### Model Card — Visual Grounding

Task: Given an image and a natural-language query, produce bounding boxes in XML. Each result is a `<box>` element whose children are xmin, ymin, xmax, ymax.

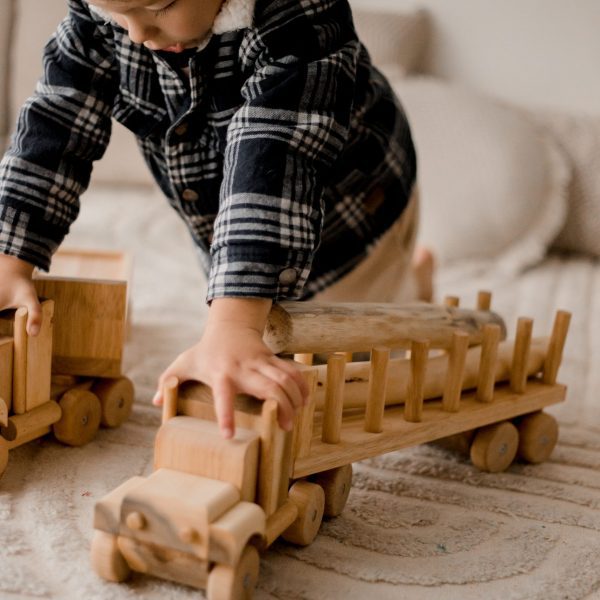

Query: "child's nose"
<box><xmin>125</xmin><ymin>18</ymin><xmax>158</xmax><ymax>45</ymax></box>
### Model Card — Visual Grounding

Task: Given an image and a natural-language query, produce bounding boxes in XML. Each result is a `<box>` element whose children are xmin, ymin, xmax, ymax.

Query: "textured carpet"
<box><xmin>1</xmin><ymin>187</ymin><xmax>599</xmax><ymax>600</ymax></box>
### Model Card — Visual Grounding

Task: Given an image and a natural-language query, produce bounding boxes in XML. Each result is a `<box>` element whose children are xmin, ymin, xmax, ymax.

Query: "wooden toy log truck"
<box><xmin>92</xmin><ymin>294</ymin><xmax>570</xmax><ymax>599</ymax></box>
<box><xmin>0</xmin><ymin>249</ymin><xmax>134</xmax><ymax>478</ymax></box>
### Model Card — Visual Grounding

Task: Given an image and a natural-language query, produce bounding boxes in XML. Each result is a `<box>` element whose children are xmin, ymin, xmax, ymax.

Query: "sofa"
<box><xmin>1</xmin><ymin>1</ymin><xmax>599</xmax><ymax>599</ymax></box>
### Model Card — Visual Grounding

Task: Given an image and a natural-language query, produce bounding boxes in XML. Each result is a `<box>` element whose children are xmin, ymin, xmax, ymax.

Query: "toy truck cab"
<box><xmin>92</xmin><ymin>398</ymin><xmax>270</xmax><ymax>597</ymax></box>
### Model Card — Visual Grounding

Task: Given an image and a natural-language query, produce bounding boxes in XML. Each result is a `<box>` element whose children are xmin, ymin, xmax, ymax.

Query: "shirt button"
<box><xmin>182</xmin><ymin>189</ymin><xmax>199</xmax><ymax>202</ymax></box>
<box><xmin>278</xmin><ymin>268</ymin><xmax>298</xmax><ymax>286</ymax></box>
<box><xmin>174</xmin><ymin>123</ymin><xmax>188</xmax><ymax>136</ymax></box>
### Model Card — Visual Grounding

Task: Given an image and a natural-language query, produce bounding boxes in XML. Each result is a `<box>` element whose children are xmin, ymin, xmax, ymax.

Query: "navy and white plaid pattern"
<box><xmin>0</xmin><ymin>0</ymin><xmax>416</xmax><ymax>301</ymax></box>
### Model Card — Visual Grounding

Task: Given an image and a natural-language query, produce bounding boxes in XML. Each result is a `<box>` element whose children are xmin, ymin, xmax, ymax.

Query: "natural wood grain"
<box><xmin>476</xmin><ymin>324</ymin><xmax>502</xmax><ymax>403</ymax></box>
<box><xmin>0</xmin><ymin>337</ymin><xmax>13</xmax><ymax>414</ymax></box>
<box><xmin>322</xmin><ymin>354</ymin><xmax>346</xmax><ymax>443</ymax></box>
<box><xmin>264</xmin><ymin>301</ymin><xmax>506</xmax><ymax>354</ymax></box>
<box><xmin>364</xmin><ymin>347</ymin><xmax>390</xmax><ymax>433</ymax></box>
<box><xmin>310</xmin><ymin>337</ymin><xmax>549</xmax><ymax>410</ymax></box>
<box><xmin>12</xmin><ymin>307</ymin><xmax>28</xmax><ymax>415</ymax></box>
<box><xmin>442</xmin><ymin>331</ymin><xmax>469</xmax><ymax>412</ymax></box>
<box><xmin>510</xmin><ymin>317</ymin><xmax>533</xmax><ymax>393</ymax></box>
<box><xmin>292</xmin><ymin>382</ymin><xmax>566</xmax><ymax>478</ymax></box>
<box><xmin>33</xmin><ymin>277</ymin><xmax>127</xmax><ymax>378</ymax></box>
<box><xmin>1</xmin><ymin>400</ymin><xmax>61</xmax><ymax>442</ymax></box>
<box><xmin>117</xmin><ymin>536</ymin><xmax>209</xmax><ymax>589</ymax></box>
<box><xmin>542</xmin><ymin>310</ymin><xmax>572</xmax><ymax>385</ymax></box>
<box><xmin>264</xmin><ymin>501</ymin><xmax>299</xmax><ymax>547</ymax></box>
<box><xmin>294</xmin><ymin>370</ymin><xmax>318</xmax><ymax>459</ymax></box>
<box><xmin>477</xmin><ymin>290</ymin><xmax>492</xmax><ymax>311</ymax></box>
<box><xmin>120</xmin><ymin>469</ymin><xmax>240</xmax><ymax>560</ymax></box>
<box><xmin>154</xmin><ymin>416</ymin><xmax>260</xmax><ymax>502</ymax></box>
<box><xmin>24</xmin><ymin>300</ymin><xmax>54</xmax><ymax>412</ymax></box>
<box><xmin>162</xmin><ymin>376</ymin><xmax>179</xmax><ymax>423</ymax></box>
<box><xmin>209</xmin><ymin>501</ymin><xmax>266</xmax><ymax>565</ymax></box>
<box><xmin>404</xmin><ymin>340</ymin><xmax>429</xmax><ymax>423</ymax></box>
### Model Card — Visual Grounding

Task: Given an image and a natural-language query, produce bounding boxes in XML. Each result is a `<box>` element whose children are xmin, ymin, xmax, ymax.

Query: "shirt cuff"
<box><xmin>0</xmin><ymin>205</ymin><xmax>65</xmax><ymax>271</ymax></box>
<box><xmin>206</xmin><ymin>243</ymin><xmax>313</xmax><ymax>302</ymax></box>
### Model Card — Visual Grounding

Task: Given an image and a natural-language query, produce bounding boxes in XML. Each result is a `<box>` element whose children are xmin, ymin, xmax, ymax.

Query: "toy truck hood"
<box><xmin>116</xmin><ymin>469</ymin><xmax>265</xmax><ymax>564</ymax></box>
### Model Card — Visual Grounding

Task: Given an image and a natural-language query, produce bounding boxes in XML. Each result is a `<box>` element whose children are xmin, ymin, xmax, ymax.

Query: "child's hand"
<box><xmin>0</xmin><ymin>254</ymin><xmax>42</xmax><ymax>336</ymax></box>
<box><xmin>154</xmin><ymin>298</ymin><xmax>309</xmax><ymax>438</ymax></box>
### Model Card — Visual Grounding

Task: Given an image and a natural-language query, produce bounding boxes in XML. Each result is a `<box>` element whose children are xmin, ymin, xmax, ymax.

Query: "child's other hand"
<box><xmin>0</xmin><ymin>254</ymin><xmax>42</xmax><ymax>336</ymax></box>
<box><xmin>154</xmin><ymin>298</ymin><xmax>309</xmax><ymax>438</ymax></box>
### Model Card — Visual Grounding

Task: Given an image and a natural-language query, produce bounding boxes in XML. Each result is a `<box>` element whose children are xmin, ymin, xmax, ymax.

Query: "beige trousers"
<box><xmin>314</xmin><ymin>187</ymin><xmax>419</xmax><ymax>303</ymax></box>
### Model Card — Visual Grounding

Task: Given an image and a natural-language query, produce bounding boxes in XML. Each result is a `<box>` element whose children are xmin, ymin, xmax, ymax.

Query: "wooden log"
<box><xmin>510</xmin><ymin>318</ymin><xmax>533</xmax><ymax>393</ymax></box>
<box><xmin>1</xmin><ymin>400</ymin><xmax>62</xmax><ymax>442</ymax></box>
<box><xmin>404</xmin><ymin>340</ymin><xmax>429</xmax><ymax>423</ymax></box>
<box><xmin>476</xmin><ymin>324</ymin><xmax>502</xmax><ymax>403</ymax></box>
<box><xmin>264</xmin><ymin>301</ymin><xmax>506</xmax><ymax>354</ymax></box>
<box><xmin>542</xmin><ymin>311</ymin><xmax>572</xmax><ymax>385</ymax></box>
<box><xmin>322</xmin><ymin>354</ymin><xmax>346</xmax><ymax>444</ymax></box>
<box><xmin>311</xmin><ymin>337</ymin><xmax>549</xmax><ymax>410</ymax></box>
<box><xmin>364</xmin><ymin>347</ymin><xmax>390</xmax><ymax>433</ymax></box>
<box><xmin>442</xmin><ymin>331</ymin><xmax>470</xmax><ymax>412</ymax></box>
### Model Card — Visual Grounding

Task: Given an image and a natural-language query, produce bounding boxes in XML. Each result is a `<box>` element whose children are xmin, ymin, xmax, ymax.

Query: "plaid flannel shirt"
<box><xmin>0</xmin><ymin>0</ymin><xmax>416</xmax><ymax>301</ymax></box>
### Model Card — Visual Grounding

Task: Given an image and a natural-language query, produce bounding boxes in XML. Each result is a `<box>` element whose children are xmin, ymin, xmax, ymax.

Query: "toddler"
<box><xmin>0</xmin><ymin>0</ymin><xmax>431</xmax><ymax>437</ymax></box>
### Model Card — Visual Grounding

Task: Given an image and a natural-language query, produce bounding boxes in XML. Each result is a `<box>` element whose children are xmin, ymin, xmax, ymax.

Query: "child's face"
<box><xmin>86</xmin><ymin>0</ymin><xmax>224</xmax><ymax>52</ymax></box>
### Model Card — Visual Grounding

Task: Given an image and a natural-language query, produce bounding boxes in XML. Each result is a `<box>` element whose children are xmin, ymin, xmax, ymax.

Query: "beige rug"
<box><xmin>1</xmin><ymin>187</ymin><xmax>599</xmax><ymax>599</ymax></box>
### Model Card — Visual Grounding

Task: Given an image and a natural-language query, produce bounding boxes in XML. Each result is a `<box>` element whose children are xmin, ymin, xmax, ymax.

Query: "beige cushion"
<box><xmin>10</xmin><ymin>0</ymin><xmax>151</xmax><ymax>186</ymax></box>
<box><xmin>392</xmin><ymin>77</ymin><xmax>570</xmax><ymax>272</ymax></box>
<box><xmin>352</xmin><ymin>7</ymin><xmax>428</xmax><ymax>81</ymax></box>
<box><xmin>529</xmin><ymin>111</ymin><xmax>600</xmax><ymax>257</ymax></box>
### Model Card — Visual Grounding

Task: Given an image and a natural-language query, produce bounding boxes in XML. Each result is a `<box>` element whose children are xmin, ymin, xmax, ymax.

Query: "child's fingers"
<box><xmin>256</xmin><ymin>362</ymin><xmax>304</xmax><ymax>411</ymax></box>
<box><xmin>272</xmin><ymin>356</ymin><xmax>310</xmax><ymax>401</ymax></box>
<box><xmin>242</xmin><ymin>371</ymin><xmax>295</xmax><ymax>431</ymax></box>
<box><xmin>212</xmin><ymin>377</ymin><xmax>237</xmax><ymax>439</ymax></box>
<box><xmin>24</xmin><ymin>297</ymin><xmax>42</xmax><ymax>337</ymax></box>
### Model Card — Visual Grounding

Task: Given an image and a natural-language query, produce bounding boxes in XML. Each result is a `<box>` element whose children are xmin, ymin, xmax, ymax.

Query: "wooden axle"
<box><xmin>1</xmin><ymin>400</ymin><xmax>62</xmax><ymax>444</ymax></box>
<box><xmin>264</xmin><ymin>301</ymin><xmax>506</xmax><ymax>354</ymax></box>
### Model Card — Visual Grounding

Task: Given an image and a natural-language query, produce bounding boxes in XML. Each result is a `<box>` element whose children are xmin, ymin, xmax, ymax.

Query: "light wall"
<box><xmin>351</xmin><ymin>0</ymin><xmax>600</xmax><ymax>115</ymax></box>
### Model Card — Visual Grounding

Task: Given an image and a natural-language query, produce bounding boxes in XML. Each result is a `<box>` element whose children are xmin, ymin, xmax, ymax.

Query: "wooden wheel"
<box><xmin>517</xmin><ymin>411</ymin><xmax>559</xmax><ymax>463</ymax></box>
<box><xmin>91</xmin><ymin>530</ymin><xmax>131</xmax><ymax>582</ymax></box>
<box><xmin>53</xmin><ymin>389</ymin><xmax>101</xmax><ymax>446</ymax></box>
<box><xmin>0</xmin><ymin>439</ymin><xmax>8</xmax><ymax>478</ymax></box>
<box><xmin>282</xmin><ymin>481</ymin><xmax>325</xmax><ymax>546</ymax></box>
<box><xmin>470</xmin><ymin>421</ymin><xmax>519</xmax><ymax>473</ymax></box>
<box><xmin>206</xmin><ymin>544</ymin><xmax>259</xmax><ymax>600</ymax></box>
<box><xmin>312</xmin><ymin>464</ymin><xmax>352</xmax><ymax>517</ymax></box>
<box><xmin>93</xmin><ymin>377</ymin><xmax>134</xmax><ymax>427</ymax></box>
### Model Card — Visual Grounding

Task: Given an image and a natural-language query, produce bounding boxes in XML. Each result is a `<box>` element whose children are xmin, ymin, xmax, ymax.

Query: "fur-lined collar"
<box><xmin>87</xmin><ymin>0</ymin><xmax>255</xmax><ymax>36</ymax></box>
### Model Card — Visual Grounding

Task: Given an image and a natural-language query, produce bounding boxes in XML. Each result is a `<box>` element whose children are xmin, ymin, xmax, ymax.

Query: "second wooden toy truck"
<box><xmin>92</xmin><ymin>296</ymin><xmax>570</xmax><ymax>599</ymax></box>
<box><xmin>0</xmin><ymin>249</ymin><xmax>133</xmax><ymax>478</ymax></box>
